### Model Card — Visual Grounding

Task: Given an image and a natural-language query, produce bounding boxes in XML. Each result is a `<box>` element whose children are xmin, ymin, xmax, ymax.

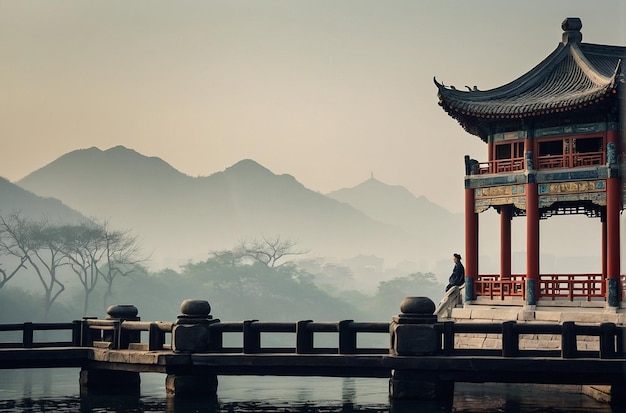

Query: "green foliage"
<box><xmin>180</xmin><ymin>257</ymin><xmax>359</xmax><ymax>321</ymax></box>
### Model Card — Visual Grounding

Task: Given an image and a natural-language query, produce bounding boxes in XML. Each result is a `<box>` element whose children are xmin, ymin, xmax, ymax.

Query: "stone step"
<box><xmin>446</xmin><ymin>305</ymin><xmax>626</xmax><ymax>325</ymax></box>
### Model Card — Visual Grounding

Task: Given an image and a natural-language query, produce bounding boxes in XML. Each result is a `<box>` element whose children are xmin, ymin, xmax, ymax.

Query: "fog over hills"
<box><xmin>327</xmin><ymin>177</ymin><xmax>463</xmax><ymax>248</ymax></box>
<box><xmin>10</xmin><ymin>145</ymin><xmax>617</xmax><ymax>276</ymax></box>
<box><xmin>16</xmin><ymin>146</ymin><xmax>441</xmax><ymax>270</ymax></box>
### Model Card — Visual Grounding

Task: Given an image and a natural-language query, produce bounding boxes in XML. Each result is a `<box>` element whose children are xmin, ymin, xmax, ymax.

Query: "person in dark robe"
<box><xmin>445</xmin><ymin>253</ymin><xmax>465</xmax><ymax>292</ymax></box>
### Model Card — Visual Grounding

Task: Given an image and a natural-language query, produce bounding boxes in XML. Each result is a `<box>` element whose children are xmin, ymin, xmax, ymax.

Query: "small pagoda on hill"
<box><xmin>435</xmin><ymin>18</ymin><xmax>625</xmax><ymax>309</ymax></box>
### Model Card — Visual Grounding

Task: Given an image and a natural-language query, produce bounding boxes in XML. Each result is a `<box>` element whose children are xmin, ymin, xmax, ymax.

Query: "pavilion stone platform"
<box><xmin>442</xmin><ymin>299</ymin><xmax>626</xmax><ymax>351</ymax></box>
<box><xmin>439</xmin><ymin>298</ymin><xmax>626</xmax><ymax>403</ymax></box>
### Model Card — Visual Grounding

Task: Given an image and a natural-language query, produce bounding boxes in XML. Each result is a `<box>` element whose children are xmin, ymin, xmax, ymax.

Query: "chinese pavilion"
<box><xmin>435</xmin><ymin>18</ymin><xmax>625</xmax><ymax>309</ymax></box>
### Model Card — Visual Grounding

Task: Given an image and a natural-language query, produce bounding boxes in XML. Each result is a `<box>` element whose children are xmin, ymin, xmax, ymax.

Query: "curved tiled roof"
<box><xmin>436</xmin><ymin>18</ymin><xmax>625</xmax><ymax>140</ymax></box>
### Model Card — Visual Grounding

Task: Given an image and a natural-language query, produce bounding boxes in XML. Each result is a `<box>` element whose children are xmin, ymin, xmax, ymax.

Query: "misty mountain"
<box><xmin>8</xmin><ymin>145</ymin><xmax>615</xmax><ymax>277</ymax></box>
<box><xmin>327</xmin><ymin>177</ymin><xmax>463</xmax><ymax>248</ymax></box>
<box><xmin>0</xmin><ymin>177</ymin><xmax>87</xmax><ymax>224</ymax></box>
<box><xmin>16</xmin><ymin>146</ymin><xmax>423</xmax><ymax>268</ymax></box>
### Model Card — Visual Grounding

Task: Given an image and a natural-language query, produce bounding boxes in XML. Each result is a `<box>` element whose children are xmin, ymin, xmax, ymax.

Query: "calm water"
<box><xmin>0</xmin><ymin>368</ymin><xmax>624</xmax><ymax>413</ymax></box>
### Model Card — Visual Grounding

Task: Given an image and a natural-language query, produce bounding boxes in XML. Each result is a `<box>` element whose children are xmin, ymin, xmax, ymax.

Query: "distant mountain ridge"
<box><xmin>0</xmin><ymin>177</ymin><xmax>87</xmax><ymax>224</ymax></box>
<box><xmin>328</xmin><ymin>177</ymin><xmax>462</xmax><ymax>234</ymax></box>
<box><xmin>327</xmin><ymin>177</ymin><xmax>464</xmax><ymax>263</ymax></box>
<box><xmin>16</xmin><ymin>146</ymin><xmax>451</xmax><ymax>268</ymax></box>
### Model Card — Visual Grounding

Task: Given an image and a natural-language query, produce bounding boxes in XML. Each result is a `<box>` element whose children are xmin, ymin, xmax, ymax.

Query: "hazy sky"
<box><xmin>1</xmin><ymin>1</ymin><xmax>625</xmax><ymax>213</ymax></box>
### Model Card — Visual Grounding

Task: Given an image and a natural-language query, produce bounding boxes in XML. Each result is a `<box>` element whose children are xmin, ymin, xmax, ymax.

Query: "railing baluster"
<box><xmin>338</xmin><ymin>320</ymin><xmax>356</xmax><ymax>354</ymax></box>
<box><xmin>501</xmin><ymin>321</ymin><xmax>518</xmax><ymax>357</ymax></box>
<box><xmin>600</xmin><ymin>323</ymin><xmax>617</xmax><ymax>359</ymax></box>
<box><xmin>442</xmin><ymin>321</ymin><xmax>455</xmax><ymax>354</ymax></box>
<box><xmin>149</xmin><ymin>323</ymin><xmax>164</xmax><ymax>351</ymax></box>
<box><xmin>22</xmin><ymin>322</ymin><xmax>33</xmax><ymax>349</ymax></box>
<box><xmin>617</xmin><ymin>326</ymin><xmax>626</xmax><ymax>357</ymax></box>
<box><xmin>208</xmin><ymin>323</ymin><xmax>224</xmax><ymax>352</ymax></box>
<box><xmin>296</xmin><ymin>320</ymin><xmax>313</xmax><ymax>354</ymax></box>
<box><xmin>72</xmin><ymin>320</ymin><xmax>82</xmax><ymax>346</ymax></box>
<box><xmin>243</xmin><ymin>320</ymin><xmax>260</xmax><ymax>354</ymax></box>
<box><xmin>561</xmin><ymin>321</ymin><xmax>577</xmax><ymax>358</ymax></box>
<box><xmin>111</xmin><ymin>320</ymin><xmax>121</xmax><ymax>350</ymax></box>
<box><xmin>80</xmin><ymin>320</ymin><xmax>91</xmax><ymax>347</ymax></box>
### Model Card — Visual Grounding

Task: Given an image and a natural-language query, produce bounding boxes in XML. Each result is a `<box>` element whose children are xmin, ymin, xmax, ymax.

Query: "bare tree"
<box><xmin>238</xmin><ymin>235</ymin><xmax>308</xmax><ymax>268</ymax></box>
<box><xmin>60</xmin><ymin>223</ymin><xmax>107</xmax><ymax>315</ymax></box>
<box><xmin>0</xmin><ymin>213</ymin><xmax>144</xmax><ymax>316</ymax></box>
<box><xmin>98</xmin><ymin>222</ymin><xmax>144</xmax><ymax>309</ymax></box>
<box><xmin>26</xmin><ymin>221</ymin><xmax>69</xmax><ymax>319</ymax></box>
<box><xmin>0</xmin><ymin>213</ymin><xmax>67</xmax><ymax>317</ymax></box>
<box><xmin>0</xmin><ymin>213</ymin><xmax>30</xmax><ymax>289</ymax></box>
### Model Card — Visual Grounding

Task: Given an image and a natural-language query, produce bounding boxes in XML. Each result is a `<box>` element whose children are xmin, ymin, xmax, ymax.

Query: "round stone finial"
<box><xmin>399</xmin><ymin>297</ymin><xmax>435</xmax><ymax>315</ymax></box>
<box><xmin>180</xmin><ymin>299</ymin><xmax>211</xmax><ymax>317</ymax></box>
<box><xmin>561</xmin><ymin>17</ymin><xmax>582</xmax><ymax>32</ymax></box>
<box><xmin>106</xmin><ymin>304</ymin><xmax>139</xmax><ymax>319</ymax></box>
<box><xmin>561</xmin><ymin>18</ymin><xmax>582</xmax><ymax>44</ymax></box>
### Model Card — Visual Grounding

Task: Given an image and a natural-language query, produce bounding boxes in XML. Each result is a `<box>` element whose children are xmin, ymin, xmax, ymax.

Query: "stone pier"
<box><xmin>389</xmin><ymin>296</ymin><xmax>453</xmax><ymax>400</ymax></box>
<box><xmin>80</xmin><ymin>304</ymin><xmax>141</xmax><ymax>396</ymax></box>
<box><xmin>167</xmin><ymin>299</ymin><xmax>220</xmax><ymax>397</ymax></box>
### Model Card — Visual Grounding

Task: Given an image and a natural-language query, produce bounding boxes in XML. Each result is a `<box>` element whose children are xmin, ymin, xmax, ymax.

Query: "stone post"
<box><xmin>167</xmin><ymin>299</ymin><xmax>220</xmax><ymax>397</ymax></box>
<box><xmin>105</xmin><ymin>304</ymin><xmax>140</xmax><ymax>349</ymax></box>
<box><xmin>79</xmin><ymin>304</ymin><xmax>141</xmax><ymax>396</ymax></box>
<box><xmin>389</xmin><ymin>297</ymin><xmax>453</xmax><ymax>400</ymax></box>
<box><xmin>172</xmin><ymin>299</ymin><xmax>219</xmax><ymax>352</ymax></box>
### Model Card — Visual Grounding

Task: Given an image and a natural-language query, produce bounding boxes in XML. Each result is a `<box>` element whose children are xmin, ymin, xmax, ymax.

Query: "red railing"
<box><xmin>537</xmin><ymin>155</ymin><xmax>567</xmax><ymax>169</ymax></box>
<box><xmin>477</xmin><ymin>151</ymin><xmax>604</xmax><ymax>175</ymax></box>
<box><xmin>478</xmin><ymin>158</ymin><xmax>525</xmax><ymax>174</ymax></box>
<box><xmin>539</xmin><ymin>274</ymin><xmax>605</xmax><ymax>301</ymax></box>
<box><xmin>475</xmin><ymin>275</ymin><xmax>525</xmax><ymax>300</ymax></box>
<box><xmin>536</xmin><ymin>151</ymin><xmax>604</xmax><ymax>170</ymax></box>
<box><xmin>475</xmin><ymin>274</ymin><xmax>607</xmax><ymax>301</ymax></box>
<box><xmin>573</xmin><ymin>152</ymin><xmax>603</xmax><ymax>167</ymax></box>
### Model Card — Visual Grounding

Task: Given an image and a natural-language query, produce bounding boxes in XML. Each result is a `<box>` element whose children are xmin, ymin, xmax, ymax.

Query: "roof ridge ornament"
<box><xmin>562</xmin><ymin>17</ymin><xmax>582</xmax><ymax>44</ymax></box>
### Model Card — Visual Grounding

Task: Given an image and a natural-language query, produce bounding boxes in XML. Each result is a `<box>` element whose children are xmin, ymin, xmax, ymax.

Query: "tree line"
<box><xmin>0</xmin><ymin>212</ymin><xmax>445</xmax><ymax>323</ymax></box>
<box><xmin>0</xmin><ymin>212</ymin><xmax>142</xmax><ymax>318</ymax></box>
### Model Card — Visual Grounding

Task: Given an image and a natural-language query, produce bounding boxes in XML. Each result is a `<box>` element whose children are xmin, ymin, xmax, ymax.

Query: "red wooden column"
<box><xmin>606</xmin><ymin>130</ymin><xmax>621</xmax><ymax>308</ymax></box>
<box><xmin>525</xmin><ymin>181</ymin><xmax>539</xmax><ymax>306</ymax></box>
<box><xmin>487</xmin><ymin>136</ymin><xmax>494</xmax><ymax>173</ymax></box>
<box><xmin>602</xmin><ymin>214</ymin><xmax>607</xmax><ymax>297</ymax></box>
<box><xmin>464</xmin><ymin>187</ymin><xmax>478</xmax><ymax>303</ymax></box>
<box><xmin>500</xmin><ymin>206</ymin><xmax>512</xmax><ymax>279</ymax></box>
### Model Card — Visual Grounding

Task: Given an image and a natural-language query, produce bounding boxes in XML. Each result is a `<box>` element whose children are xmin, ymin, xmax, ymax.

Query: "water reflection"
<box><xmin>0</xmin><ymin>369</ymin><xmax>624</xmax><ymax>413</ymax></box>
<box><xmin>1</xmin><ymin>393</ymin><xmax>625</xmax><ymax>413</ymax></box>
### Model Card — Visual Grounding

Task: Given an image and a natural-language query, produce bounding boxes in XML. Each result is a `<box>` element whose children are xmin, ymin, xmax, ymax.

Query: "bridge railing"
<box><xmin>0</xmin><ymin>317</ymin><xmax>389</xmax><ymax>354</ymax></box>
<box><xmin>0</xmin><ymin>321</ymin><xmax>80</xmax><ymax>348</ymax></box>
<box><xmin>79</xmin><ymin>317</ymin><xmax>625</xmax><ymax>359</ymax></box>
<box><xmin>437</xmin><ymin>320</ymin><xmax>625</xmax><ymax>359</ymax></box>
<box><xmin>79</xmin><ymin>319</ymin><xmax>390</xmax><ymax>354</ymax></box>
<box><xmin>1</xmin><ymin>295</ymin><xmax>625</xmax><ymax>360</ymax></box>
<box><xmin>0</xmin><ymin>318</ymin><xmax>624</xmax><ymax>360</ymax></box>
<box><xmin>79</xmin><ymin>319</ymin><xmax>174</xmax><ymax>351</ymax></box>
<box><xmin>207</xmin><ymin>320</ymin><xmax>390</xmax><ymax>354</ymax></box>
